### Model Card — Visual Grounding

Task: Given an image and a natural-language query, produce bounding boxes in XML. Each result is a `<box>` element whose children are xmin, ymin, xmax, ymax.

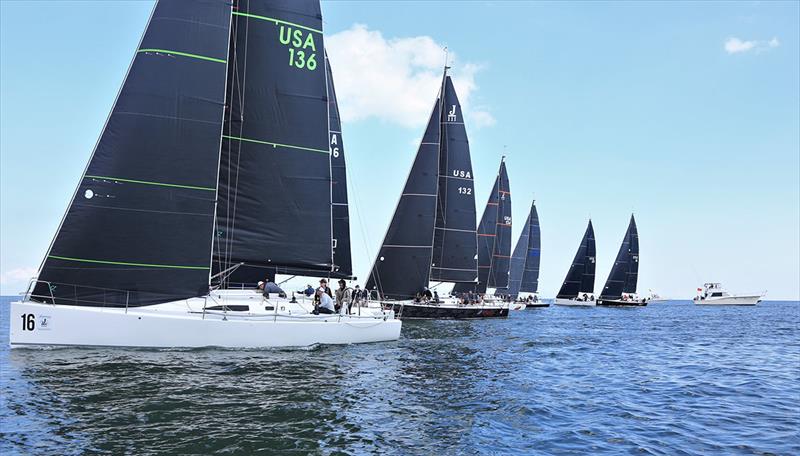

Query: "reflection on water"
<box><xmin>1</xmin><ymin>298</ymin><xmax>799</xmax><ymax>455</ymax></box>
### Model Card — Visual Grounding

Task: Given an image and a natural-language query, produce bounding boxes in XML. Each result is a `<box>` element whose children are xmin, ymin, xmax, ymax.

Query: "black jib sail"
<box><xmin>365</xmin><ymin>98</ymin><xmax>441</xmax><ymax>299</ymax></box>
<box><xmin>453</xmin><ymin>159</ymin><xmax>511</xmax><ymax>294</ymax></box>
<box><xmin>366</xmin><ymin>70</ymin><xmax>477</xmax><ymax>299</ymax></box>
<box><xmin>505</xmin><ymin>200</ymin><xmax>541</xmax><ymax>298</ymax></box>
<box><xmin>215</xmin><ymin>0</ymin><xmax>333</xmax><ymax>276</ymax></box>
<box><xmin>600</xmin><ymin>215</ymin><xmax>639</xmax><ymax>299</ymax></box>
<box><xmin>556</xmin><ymin>220</ymin><xmax>596</xmax><ymax>299</ymax></box>
<box><xmin>430</xmin><ymin>76</ymin><xmax>478</xmax><ymax>283</ymax></box>
<box><xmin>33</xmin><ymin>1</ymin><xmax>232</xmax><ymax>307</ymax></box>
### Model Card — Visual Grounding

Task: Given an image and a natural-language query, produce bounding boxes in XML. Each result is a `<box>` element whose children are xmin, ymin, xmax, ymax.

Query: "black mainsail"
<box><xmin>600</xmin><ymin>215</ymin><xmax>639</xmax><ymax>299</ymax></box>
<box><xmin>33</xmin><ymin>1</ymin><xmax>233</xmax><ymax>307</ymax></box>
<box><xmin>222</xmin><ymin>49</ymin><xmax>353</xmax><ymax>284</ymax></box>
<box><xmin>215</xmin><ymin>0</ymin><xmax>332</xmax><ymax>276</ymax></box>
<box><xmin>33</xmin><ymin>0</ymin><xmax>342</xmax><ymax>307</ymax></box>
<box><xmin>556</xmin><ymin>220</ymin><xmax>596</xmax><ymax>299</ymax></box>
<box><xmin>505</xmin><ymin>200</ymin><xmax>541</xmax><ymax>298</ymax></box>
<box><xmin>430</xmin><ymin>76</ymin><xmax>478</xmax><ymax>283</ymax></box>
<box><xmin>453</xmin><ymin>159</ymin><xmax>511</xmax><ymax>294</ymax></box>
<box><xmin>366</xmin><ymin>70</ymin><xmax>477</xmax><ymax>299</ymax></box>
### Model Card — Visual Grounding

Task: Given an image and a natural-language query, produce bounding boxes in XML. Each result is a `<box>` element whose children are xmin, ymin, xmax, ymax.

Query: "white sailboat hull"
<box><xmin>9</xmin><ymin>293</ymin><xmax>401</xmax><ymax>348</ymax></box>
<box><xmin>553</xmin><ymin>298</ymin><xmax>596</xmax><ymax>307</ymax></box>
<box><xmin>694</xmin><ymin>295</ymin><xmax>762</xmax><ymax>306</ymax></box>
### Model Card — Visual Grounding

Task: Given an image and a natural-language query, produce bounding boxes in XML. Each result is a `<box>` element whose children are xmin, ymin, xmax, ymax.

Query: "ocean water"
<box><xmin>1</xmin><ymin>296</ymin><xmax>798</xmax><ymax>455</ymax></box>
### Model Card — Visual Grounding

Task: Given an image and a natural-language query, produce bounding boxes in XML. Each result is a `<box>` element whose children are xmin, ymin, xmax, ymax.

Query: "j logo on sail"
<box><xmin>448</xmin><ymin>105</ymin><xmax>457</xmax><ymax>122</ymax></box>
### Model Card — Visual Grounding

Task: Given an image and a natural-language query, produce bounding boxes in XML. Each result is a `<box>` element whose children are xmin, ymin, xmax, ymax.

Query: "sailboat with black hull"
<box><xmin>365</xmin><ymin>68</ymin><xmax>508</xmax><ymax>319</ymax></box>
<box><xmin>452</xmin><ymin>158</ymin><xmax>512</xmax><ymax>298</ymax></box>
<box><xmin>554</xmin><ymin>220</ymin><xmax>596</xmax><ymax>306</ymax></box>
<box><xmin>596</xmin><ymin>215</ymin><xmax>647</xmax><ymax>307</ymax></box>
<box><xmin>10</xmin><ymin>0</ymin><xmax>400</xmax><ymax>348</ymax></box>
<box><xmin>502</xmin><ymin>200</ymin><xmax>546</xmax><ymax>308</ymax></box>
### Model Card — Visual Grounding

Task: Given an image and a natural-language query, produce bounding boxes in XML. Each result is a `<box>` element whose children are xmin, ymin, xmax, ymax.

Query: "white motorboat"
<box><xmin>693</xmin><ymin>283</ymin><xmax>764</xmax><ymax>306</ymax></box>
<box><xmin>10</xmin><ymin>0</ymin><xmax>401</xmax><ymax>348</ymax></box>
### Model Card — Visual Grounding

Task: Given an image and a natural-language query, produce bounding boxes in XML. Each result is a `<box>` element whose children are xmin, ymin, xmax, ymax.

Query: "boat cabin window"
<box><xmin>711</xmin><ymin>292</ymin><xmax>723</xmax><ymax>297</ymax></box>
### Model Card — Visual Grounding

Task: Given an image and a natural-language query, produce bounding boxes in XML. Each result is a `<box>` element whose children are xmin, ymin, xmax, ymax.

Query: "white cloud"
<box><xmin>0</xmin><ymin>267</ymin><xmax>37</xmax><ymax>294</ymax></box>
<box><xmin>326</xmin><ymin>24</ymin><xmax>494</xmax><ymax>129</ymax></box>
<box><xmin>724</xmin><ymin>36</ymin><xmax>780</xmax><ymax>54</ymax></box>
<box><xmin>0</xmin><ymin>267</ymin><xmax>37</xmax><ymax>284</ymax></box>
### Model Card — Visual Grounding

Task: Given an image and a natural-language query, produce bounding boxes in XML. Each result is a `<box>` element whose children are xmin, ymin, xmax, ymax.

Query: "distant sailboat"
<box><xmin>597</xmin><ymin>215</ymin><xmax>647</xmax><ymax>306</ymax></box>
<box><xmin>366</xmin><ymin>68</ymin><xmax>508</xmax><ymax>319</ymax></box>
<box><xmin>11</xmin><ymin>0</ymin><xmax>401</xmax><ymax>348</ymax></box>
<box><xmin>553</xmin><ymin>220</ymin><xmax>596</xmax><ymax>306</ymax></box>
<box><xmin>502</xmin><ymin>200</ymin><xmax>545</xmax><ymax>308</ymax></box>
<box><xmin>452</xmin><ymin>158</ymin><xmax>512</xmax><ymax>295</ymax></box>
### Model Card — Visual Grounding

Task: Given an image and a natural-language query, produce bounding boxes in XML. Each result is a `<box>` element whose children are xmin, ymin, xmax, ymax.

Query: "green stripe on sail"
<box><xmin>84</xmin><ymin>175</ymin><xmax>215</xmax><ymax>192</ymax></box>
<box><xmin>222</xmin><ymin>135</ymin><xmax>329</xmax><ymax>154</ymax></box>
<box><xmin>231</xmin><ymin>12</ymin><xmax>323</xmax><ymax>34</ymax></box>
<box><xmin>137</xmin><ymin>48</ymin><xmax>226</xmax><ymax>64</ymax></box>
<box><xmin>48</xmin><ymin>255</ymin><xmax>210</xmax><ymax>270</ymax></box>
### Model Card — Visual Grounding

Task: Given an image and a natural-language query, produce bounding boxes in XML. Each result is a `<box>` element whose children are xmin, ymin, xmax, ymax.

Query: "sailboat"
<box><xmin>502</xmin><ymin>200</ymin><xmax>546</xmax><ymax>308</ymax></box>
<box><xmin>10</xmin><ymin>0</ymin><xmax>401</xmax><ymax>348</ymax></box>
<box><xmin>553</xmin><ymin>220</ymin><xmax>597</xmax><ymax>306</ymax></box>
<box><xmin>596</xmin><ymin>215</ymin><xmax>648</xmax><ymax>306</ymax></box>
<box><xmin>452</xmin><ymin>158</ymin><xmax>512</xmax><ymax>297</ymax></box>
<box><xmin>365</xmin><ymin>69</ymin><xmax>508</xmax><ymax>319</ymax></box>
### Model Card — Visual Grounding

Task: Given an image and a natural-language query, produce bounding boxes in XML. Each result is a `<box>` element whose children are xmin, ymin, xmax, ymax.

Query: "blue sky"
<box><xmin>1</xmin><ymin>1</ymin><xmax>798</xmax><ymax>299</ymax></box>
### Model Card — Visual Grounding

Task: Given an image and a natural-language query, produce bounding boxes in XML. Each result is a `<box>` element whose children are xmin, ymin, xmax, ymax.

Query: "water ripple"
<box><xmin>1</xmin><ymin>299</ymin><xmax>799</xmax><ymax>455</ymax></box>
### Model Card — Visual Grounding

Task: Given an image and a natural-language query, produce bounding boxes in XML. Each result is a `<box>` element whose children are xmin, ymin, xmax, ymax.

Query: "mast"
<box><xmin>32</xmin><ymin>0</ymin><xmax>233</xmax><ymax>307</ymax></box>
<box><xmin>600</xmin><ymin>214</ymin><xmax>639</xmax><ymax>299</ymax></box>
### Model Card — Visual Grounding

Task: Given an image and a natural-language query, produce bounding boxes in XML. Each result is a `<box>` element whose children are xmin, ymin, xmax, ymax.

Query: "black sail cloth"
<box><xmin>365</xmin><ymin>100</ymin><xmax>440</xmax><ymax>299</ymax></box>
<box><xmin>33</xmin><ymin>0</ymin><xmax>232</xmax><ymax>307</ymax></box>
<box><xmin>215</xmin><ymin>0</ymin><xmax>333</xmax><ymax>275</ymax></box>
<box><xmin>600</xmin><ymin>215</ymin><xmax>639</xmax><ymax>299</ymax></box>
<box><xmin>505</xmin><ymin>201</ymin><xmax>541</xmax><ymax>298</ymax></box>
<box><xmin>556</xmin><ymin>220</ymin><xmax>596</xmax><ymax>299</ymax></box>
<box><xmin>430</xmin><ymin>76</ymin><xmax>478</xmax><ymax>283</ymax></box>
<box><xmin>453</xmin><ymin>160</ymin><xmax>511</xmax><ymax>294</ymax></box>
<box><xmin>216</xmin><ymin>48</ymin><xmax>354</xmax><ymax>286</ymax></box>
<box><xmin>366</xmin><ymin>73</ymin><xmax>478</xmax><ymax>300</ymax></box>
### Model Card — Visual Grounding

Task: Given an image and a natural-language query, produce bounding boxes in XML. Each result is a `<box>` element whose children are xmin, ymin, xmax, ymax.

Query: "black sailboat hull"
<box><xmin>596</xmin><ymin>299</ymin><xmax>648</xmax><ymax>307</ymax></box>
<box><xmin>525</xmin><ymin>303</ymin><xmax>550</xmax><ymax>308</ymax></box>
<box><xmin>383</xmin><ymin>302</ymin><xmax>508</xmax><ymax>319</ymax></box>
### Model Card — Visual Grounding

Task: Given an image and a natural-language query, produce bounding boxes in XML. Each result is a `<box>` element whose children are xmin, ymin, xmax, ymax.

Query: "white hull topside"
<box><xmin>553</xmin><ymin>297</ymin><xmax>596</xmax><ymax>307</ymax></box>
<box><xmin>694</xmin><ymin>295</ymin><xmax>762</xmax><ymax>306</ymax></box>
<box><xmin>9</xmin><ymin>290</ymin><xmax>401</xmax><ymax>349</ymax></box>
